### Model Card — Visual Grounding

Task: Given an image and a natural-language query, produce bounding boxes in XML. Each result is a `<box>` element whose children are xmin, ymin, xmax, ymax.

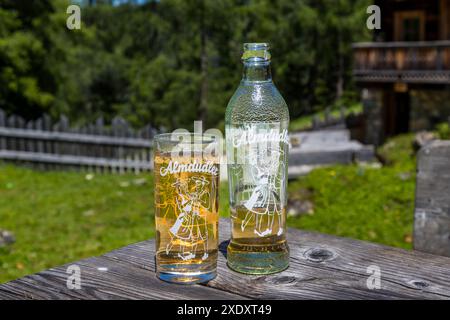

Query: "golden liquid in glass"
<box><xmin>154</xmin><ymin>152</ymin><xmax>219</xmax><ymax>282</ymax></box>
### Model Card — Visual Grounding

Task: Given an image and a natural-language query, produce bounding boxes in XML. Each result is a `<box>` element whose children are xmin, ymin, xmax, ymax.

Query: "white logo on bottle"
<box><xmin>232</xmin><ymin>127</ymin><xmax>289</xmax><ymax>147</ymax></box>
<box><xmin>229</xmin><ymin>124</ymin><xmax>287</xmax><ymax>237</ymax></box>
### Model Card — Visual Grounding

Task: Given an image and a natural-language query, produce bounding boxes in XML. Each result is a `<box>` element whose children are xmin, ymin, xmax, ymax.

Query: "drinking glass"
<box><xmin>154</xmin><ymin>132</ymin><xmax>219</xmax><ymax>284</ymax></box>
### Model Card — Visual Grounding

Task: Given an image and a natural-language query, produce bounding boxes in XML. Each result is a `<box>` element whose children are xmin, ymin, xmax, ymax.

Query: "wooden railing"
<box><xmin>352</xmin><ymin>41</ymin><xmax>450</xmax><ymax>83</ymax></box>
<box><xmin>0</xmin><ymin>109</ymin><xmax>156</xmax><ymax>173</ymax></box>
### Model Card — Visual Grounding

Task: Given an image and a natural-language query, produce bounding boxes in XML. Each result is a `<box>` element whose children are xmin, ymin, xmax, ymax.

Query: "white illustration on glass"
<box><xmin>240</xmin><ymin>143</ymin><xmax>285</xmax><ymax>237</ymax></box>
<box><xmin>165</xmin><ymin>176</ymin><xmax>211</xmax><ymax>261</ymax></box>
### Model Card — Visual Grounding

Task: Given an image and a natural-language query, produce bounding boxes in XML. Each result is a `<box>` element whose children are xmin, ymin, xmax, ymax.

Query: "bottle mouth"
<box><xmin>242</xmin><ymin>43</ymin><xmax>271</xmax><ymax>62</ymax></box>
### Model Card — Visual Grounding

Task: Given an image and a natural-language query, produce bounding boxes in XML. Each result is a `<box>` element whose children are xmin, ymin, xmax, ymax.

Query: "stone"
<box><xmin>132</xmin><ymin>178</ymin><xmax>147</xmax><ymax>186</ymax></box>
<box><xmin>413</xmin><ymin>131</ymin><xmax>436</xmax><ymax>151</ymax></box>
<box><xmin>398</xmin><ymin>172</ymin><xmax>412</xmax><ymax>181</ymax></box>
<box><xmin>287</xmin><ymin>199</ymin><xmax>314</xmax><ymax>217</ymax></box>
<box><xmin>0</xmin><ymin>229</ymin><xmax>16</xmax><ymax>247</ymax></box>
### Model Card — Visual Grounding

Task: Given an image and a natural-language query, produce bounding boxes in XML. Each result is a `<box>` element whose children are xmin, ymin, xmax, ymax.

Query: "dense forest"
<box><xmin>0</xmin><ymin>0</ymin><xmax>370</xmax><ymax>131</ymax></box>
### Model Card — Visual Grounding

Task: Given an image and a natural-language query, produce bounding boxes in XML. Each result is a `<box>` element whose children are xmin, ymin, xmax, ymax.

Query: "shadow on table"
<box><xmin>219</xmin><ymin>240</ymin><xmax>229</xmax><ymax>259</ymax></box>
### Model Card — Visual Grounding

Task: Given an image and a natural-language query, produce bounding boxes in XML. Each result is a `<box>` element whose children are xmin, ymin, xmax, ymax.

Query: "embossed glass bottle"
<box><xmin>225</xmin><ymin>43</ymin><xmax>290</xmax><ymax>274</ymax></box>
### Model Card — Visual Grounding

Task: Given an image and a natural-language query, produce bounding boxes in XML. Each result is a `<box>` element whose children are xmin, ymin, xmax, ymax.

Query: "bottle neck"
<box><xmin>242</xmin><ymin>61</ymin><xmax>272</xmax><ymax>82</ymax></box>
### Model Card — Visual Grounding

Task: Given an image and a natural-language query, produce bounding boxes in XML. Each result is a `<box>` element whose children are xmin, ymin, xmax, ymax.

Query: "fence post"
<box><xmin>7</xmin><ymin>115</ymin><xmax>17</xmax><ymax>152</ymax></box>
<box><xmin>141</xmin><ymin>124</ymin><xmax>154</xmax><ymax>163</ymax></box>
<box><xmin>34</xmin><ymin>118</ymin><xmax>44</xmax><ymax>153</ymax></box>
<box><xmin>414</xmin><ymin>140</ymin><xmax>450</xmax><ymax>257</ymax></box>
<box><xmin>88</xmin><ymin>123</ymin><xmax>96</xmax><ymax>159</ymax></box>
<box><xmin>73</xmin><ymin>126</ymin><xmax>81</xmax><ymax>167</ymax></box>
<box><xmin>112</xmin><ymin>117</ymin><xmax>127</xmax><ymax>163</ymax></box>
<box><xmin>26</xmin><ymin>121</ymin><xmax>35</xmax><ymax>153</ymax></box>
<box><xmin>0</xmin><ymin>109</ymin><xmax>5</xmax><ymax>150</ymax></box>
<box><xmin>16</xmin><ymin>116</ymin><xmax>25</xmax><ymax>151</ymax></box>
<box><xmin>43</xmin><ymin>114</ymin><xmax>52</xmax><ymax>169</ymax></box>
<box><xmin>54</xmin><ymin>115</ymin><xmax>69</xmax><ymax>156</ymax></box>
<box><xmin>95</xmin><ymin>117</ymin><xmax>105</xmax><ymax>161</ymax></box>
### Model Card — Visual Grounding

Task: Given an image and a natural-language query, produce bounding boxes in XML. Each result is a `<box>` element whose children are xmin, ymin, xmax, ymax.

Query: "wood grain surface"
<box><xmin>1</xmin><ymin>218</ymin><xmax>450</xmax><ymax>300</ymax></box>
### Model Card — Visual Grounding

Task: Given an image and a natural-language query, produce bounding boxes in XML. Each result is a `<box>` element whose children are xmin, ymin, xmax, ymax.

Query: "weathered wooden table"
<box><xmin>1</xmin><ymin>218</ymin><xmax>449</xmax><ymax>300</ymax></box>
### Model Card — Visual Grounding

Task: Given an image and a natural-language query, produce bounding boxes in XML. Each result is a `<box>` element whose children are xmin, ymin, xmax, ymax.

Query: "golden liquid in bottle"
<box><xmin>227</xmin><ymin>204</ymin><xmax>289</xmax><ymax>274</ymax></box>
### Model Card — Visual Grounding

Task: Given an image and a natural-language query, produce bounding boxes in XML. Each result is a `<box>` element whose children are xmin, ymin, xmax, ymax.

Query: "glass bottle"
<box><xmin>225</xmin><ymin>43</ymin><xmax>290</xmax><ymax>274</ymax></box>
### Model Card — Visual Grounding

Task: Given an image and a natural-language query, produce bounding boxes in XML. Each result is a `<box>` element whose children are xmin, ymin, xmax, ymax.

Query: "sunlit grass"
<box><xmin>0</xmin><ymin>168</ymin><xmax>155</xmax><ymax>283</ymax></box>
<box><xmin>287</xmin><ymin>133</ymin><xmax>416</xmax><ymax>249</ymax></box>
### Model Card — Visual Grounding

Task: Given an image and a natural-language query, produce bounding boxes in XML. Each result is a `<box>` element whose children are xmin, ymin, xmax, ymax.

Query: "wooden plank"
<box><xmin>90</xmin><ymin>124</ymin><xmax>99</xmax><ymax>158</ymax></box>
<box><xmin>95</xmin><ymin>117</ymin><xmax>105</xmax><ymax>159</ymax></box>
<box><xmin>55</xmin><ymin>115</ymin><xmax>69</xmax><ymax>156</ymax></box>
<box><xmin>0</xmin><ymin>150</ymin><xmax>153</xmax><ymax>170</ymax></box>
<box><xmin>15</xmin><ymin>116</ymin><xmax>25</xmax><ymax>151</ymax></box>
<box><xmin>34</xmin><ymin>118</ymin><xmax>44</xmax><ymax>170</ymax></box>
<box><xmin>2</xmin><ymin>218</ymin><xmax>450</xmax><ymax>300</ymax></box>
<box><xmin>80</xmin><ymin>126</ymin><xmax>88</xmax><ymax>162</ymax></box>
<box><xmin>440</xmin><ymin>0</ymin><xmax>449</xmax><ymax>40</ymax></box>
<box><xmin>52</xmin><ymin>119</ymin><xmax>60</xmax><ymax>156</ymax></box>
<box><xmin>354</xmin><ymin>70</ymin><xmax>450</xmax><ymax>85</ymax></box>
<box><xmin>0</xmin><ymin>256</ymin><xmax>245</xmax><ymax>300</ymax></box>
<box><xmin>0</xmin><ymin>109</ymin><xmax>6</xmax><ymax>150</ymax></box>
<box><xmin>7</xmin><ymin>115</ymin><xmax>17</xmax><ymax>152</ymax></box>
<box><xmin>43</xmin><ymin>114</ymin><xmax>52</xmax><ymax>166</ymax></box>
<box><xmin>0</xmin><ymin>127</ymin><xmax>152</xmax><ymax>148</ymax></box>
<box><xmin>353</xmin><ymin>40</ymin><xmax>450</xmax><ymax>49</ymax></box>
<box><xmin>25</xmin><ymin>121</ymin><xmax>35</xmax><ymax>154</ymax></box>
<box><xmin>414</xmin><ymin>140</ymin><xmax>450</xmax><ymax>257</ymax></box>
<box><xmin>104</xmin><ymin>219</ymin><xmax>450</xmax><ymax>300</ymax></box>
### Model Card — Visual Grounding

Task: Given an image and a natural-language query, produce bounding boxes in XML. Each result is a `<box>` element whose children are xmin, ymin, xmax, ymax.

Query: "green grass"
<box><xmin>289</xmin><ymin>103</ymin><xmax>363</xmax><ymax>132</ymax></box>
<box><xmin>287</xmin><ymin>133</ymin><xmax>416</xmax><ymax>249</ymax></box>
<box><xmin>435</xmin><ymin>122</ymin><xmax>450</xmax><ymax>140</ymax></box>
<box><xmin>0</xmin><ymin>133</ymin><xmax>416</xmax><ymax>283</ymax></box>
<box><xmin>0</xmin><ymin>168</ymin><xmax>156</xmax><ymax>283</ymax></box>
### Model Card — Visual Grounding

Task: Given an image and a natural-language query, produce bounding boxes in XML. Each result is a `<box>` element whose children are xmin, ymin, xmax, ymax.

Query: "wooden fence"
<box><xmin>0</xmin><ymin>109</ymin><xmax>156</xmax><ymax>173</ymax></box>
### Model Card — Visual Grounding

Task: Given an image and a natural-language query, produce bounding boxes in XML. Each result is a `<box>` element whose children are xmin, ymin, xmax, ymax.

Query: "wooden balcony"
<box><xmin>352</xmin><ymin>41</ymin><xmax>450</xmax><ymax>84</ymax></box>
